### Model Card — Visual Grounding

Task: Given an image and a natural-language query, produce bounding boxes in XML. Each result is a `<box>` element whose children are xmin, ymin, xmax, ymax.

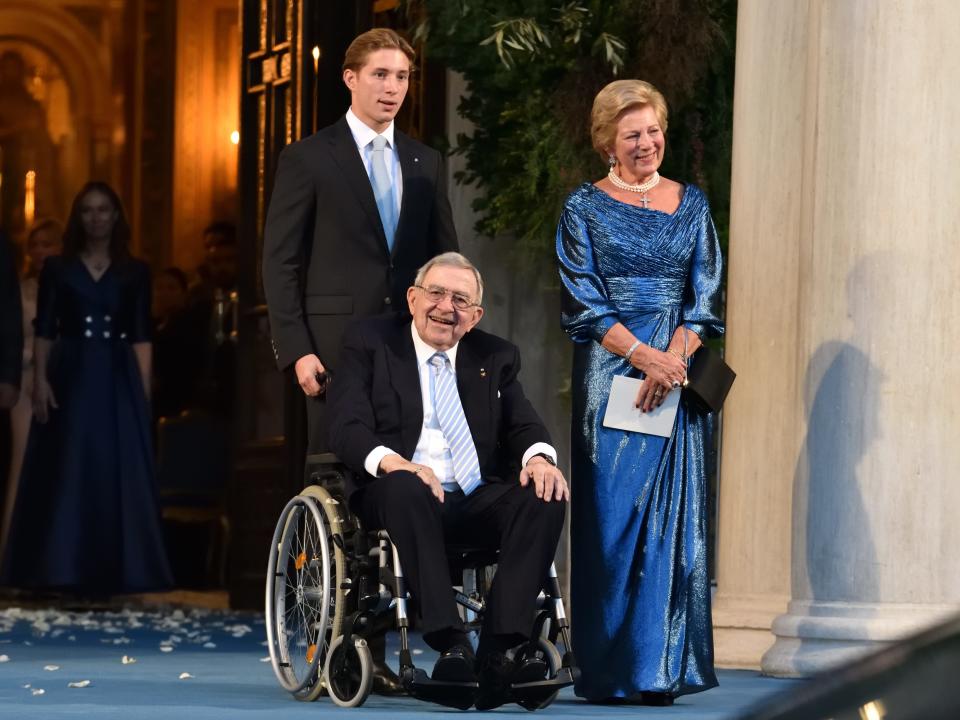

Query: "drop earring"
<box><xmin>608</xmin><ymin>155</ymin><xmax>616</xmax><ymax>169</ymax></box>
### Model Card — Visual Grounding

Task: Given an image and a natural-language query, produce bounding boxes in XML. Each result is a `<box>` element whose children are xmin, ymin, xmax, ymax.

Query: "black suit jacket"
<box><xmin>261</xmin><ymin>117</ymin><xmax>458</xmax><ymax>374</ymax></box>
<box><xmin>0</xmin><ymin>229</ymin><xmax>23</xmax><ymax>388</ymax></box>
<box><xmin>328</xmin><ymin>314</ymin><xmax>552</xmax><ymax>500</ymax></box>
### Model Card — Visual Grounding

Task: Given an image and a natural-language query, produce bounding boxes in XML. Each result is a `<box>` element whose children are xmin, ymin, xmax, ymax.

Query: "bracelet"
<box><xmin>624</xmin><ymin>340</ymin><xmax>642</xmax><ymax>362</ymax></box>
<box><xmin>667</xmin><ymin>348</ymin><xmax>687</xmax><ymax>362</ymax></box>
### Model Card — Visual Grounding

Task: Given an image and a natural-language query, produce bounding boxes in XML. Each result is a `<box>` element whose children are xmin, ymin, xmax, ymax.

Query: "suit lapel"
<box><xmin>454</xmin><ymin>337</ymin><xmax>489</xmax><ymax>458</ymax></box>
<box><xmin>327</xmin><ymin>117</ymin><xmax>389</xmax><ymax>255</ymax></box>
<box><xmin>385</xmin><ymin>324</ymin><xmax>423</xmax><ymax>455</ymax></box>
<box><xmin>393</xmin><ymin>132</ymin><xmax>423</xmax><ymax>259</ymax></box>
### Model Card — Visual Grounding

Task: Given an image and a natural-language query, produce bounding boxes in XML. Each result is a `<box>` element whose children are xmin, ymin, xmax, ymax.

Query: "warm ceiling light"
<box><xmin>230</xmin><ymin>130</ymin><xmax>240</xmax><ymax>145</ymax></box>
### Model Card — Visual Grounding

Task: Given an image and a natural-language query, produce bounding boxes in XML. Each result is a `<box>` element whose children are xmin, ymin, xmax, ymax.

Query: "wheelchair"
<box><xmin>265</xmin><ymin>453</ymin><xmax>578</xmax><ymax>710</ymax></box>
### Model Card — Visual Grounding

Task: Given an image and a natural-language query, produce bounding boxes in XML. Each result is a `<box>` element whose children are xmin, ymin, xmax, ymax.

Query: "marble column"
<box><xmin>711</xmin><ymin>0</ymin><xmax>808</xmax><ymax>670</ymax></box>
<box><xmin>716</xmin><ymin>0</ymin><xmax>960</xmax><ymax>675</ymax></box>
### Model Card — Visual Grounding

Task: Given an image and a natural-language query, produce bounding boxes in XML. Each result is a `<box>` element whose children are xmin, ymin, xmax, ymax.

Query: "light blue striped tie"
<box><xmin>430</xmin><ymin>352</ymin><xmax>482</xmax><ymax>495</ymax></box>
<box><xmin>369</xmin><ymin>134</ymin><xmax>397</xmax><ymax>251</ymax></box>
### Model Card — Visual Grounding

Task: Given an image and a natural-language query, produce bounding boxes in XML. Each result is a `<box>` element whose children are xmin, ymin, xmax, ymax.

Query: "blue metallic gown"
<box><xmin>557</xmin><ymin>182</ymin><xmax>723</xmax><ymax>700</ymax></box>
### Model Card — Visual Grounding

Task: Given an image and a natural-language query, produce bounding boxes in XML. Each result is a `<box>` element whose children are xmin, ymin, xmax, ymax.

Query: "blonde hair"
<box><xmin>590</xmin><ymin>80</ymin><xmax>669</xmax><ymax>158</ymax></box>
<box><xmin>342</xmin><ymin>28</ymin><xmax>415</xmax><ymax>73</ymax></box>
<box><xmin>414</xmin><ymin>252</ymin><xmax>484</xmax><ymax>305</ymax></box>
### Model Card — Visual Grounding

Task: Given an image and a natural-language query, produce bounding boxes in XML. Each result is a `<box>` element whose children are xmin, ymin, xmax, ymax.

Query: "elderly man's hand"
<box><xmin>519</xmin><ymin>456</ymin><xmax>569</xmax><ymax>502</ymax></box>
<box><xmin>0</xmin><ymin>383</ymin><xmax>18</xmax><ymax>409</ymax></box>
<box><xmin>379</xmin><ymin>454</ymin><xmax>444</xmax><ymax>503</ymax></box>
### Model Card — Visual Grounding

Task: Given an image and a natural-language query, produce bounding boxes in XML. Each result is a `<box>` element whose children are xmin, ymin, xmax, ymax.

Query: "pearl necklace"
<box><xmin>607</xmin><ymin>169</ymin><xmax>660</xmax><ymax>194</ymax></box>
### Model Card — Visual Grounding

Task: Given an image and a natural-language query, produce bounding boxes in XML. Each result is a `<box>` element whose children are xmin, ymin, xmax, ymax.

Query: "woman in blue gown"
<box><xmin>557</xmin><ymin>80</ymin><xmax>723</xmax><ymax>704</ymax></box>
<box><xmin>1</xmin><ymin>181</ymin><xmax>172</xmax><ymax>594</ymax></box>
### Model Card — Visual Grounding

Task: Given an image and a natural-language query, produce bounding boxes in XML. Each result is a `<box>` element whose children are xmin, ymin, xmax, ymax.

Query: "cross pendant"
<box><xmin>639</xmin><ymin>193</ymin><xmax>651</xmax><ymax>209</ymax></box>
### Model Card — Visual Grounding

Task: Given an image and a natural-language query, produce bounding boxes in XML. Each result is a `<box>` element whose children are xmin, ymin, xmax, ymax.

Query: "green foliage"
<box><xmin>411</xmin><ymin>0</ymin><xmax>736</xmax><ymax>271</ymax></box>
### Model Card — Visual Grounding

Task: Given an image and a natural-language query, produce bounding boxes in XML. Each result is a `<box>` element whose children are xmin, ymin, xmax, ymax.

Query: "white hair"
<box><xmin>413</xmin><ymin>252</ymin><xmax>484</xmax><ymax>305</ymax></box>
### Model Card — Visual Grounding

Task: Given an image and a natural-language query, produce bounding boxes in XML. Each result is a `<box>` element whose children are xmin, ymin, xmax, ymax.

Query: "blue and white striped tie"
<box><xmin>430</xmin><ymin>352</ymin><xmax>482</xmax><ymax>495</ymax></box>
<box><xmin>369</xmin><ymin>134</ymin><xmax>397</xmax><ymax>251</ymax></box>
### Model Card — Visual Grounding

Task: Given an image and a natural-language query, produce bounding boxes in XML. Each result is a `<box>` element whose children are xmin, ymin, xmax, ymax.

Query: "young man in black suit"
<box><xmin>262</xmin><ymin>28</ymin><xmax>458</xmax><ymax>455</ymax></box>
<box><xmin>328</xmin><ymin>252</ymin><xmax>569</xmax><ymax>710</ymax></box>
<box><xmin>262</xmin><ymin>30</ymin><xmax>457</xmax><ymax>694</ymax></box>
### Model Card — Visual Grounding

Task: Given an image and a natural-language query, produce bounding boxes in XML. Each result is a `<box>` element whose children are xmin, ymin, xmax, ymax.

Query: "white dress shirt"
<box><xmin>345</xmin><ymin>108</ymin><xmax>403</xmax><ymax>217</ymax></box>
<box><xmin>363</xmin><ymin>324</ymin><xmax>557</xmax><ymax>488</ymax></box>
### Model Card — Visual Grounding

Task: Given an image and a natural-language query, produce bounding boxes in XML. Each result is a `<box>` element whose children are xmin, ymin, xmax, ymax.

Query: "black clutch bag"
<box><xmin>682</xmin><ymin>345</ymin><xmax>736</xmax><ymax>413</ymax></box>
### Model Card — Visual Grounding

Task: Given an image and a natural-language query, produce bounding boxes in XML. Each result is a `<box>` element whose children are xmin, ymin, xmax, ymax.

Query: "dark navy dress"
<box><xmin>557</xmin><ymin>184</ymin><xmax>723</xmax><ymax>700</ymax></box>
<box><xmin>1</xmin><ymin>256</ymin><xmax>172</xmax><ymax>593</ymax></box>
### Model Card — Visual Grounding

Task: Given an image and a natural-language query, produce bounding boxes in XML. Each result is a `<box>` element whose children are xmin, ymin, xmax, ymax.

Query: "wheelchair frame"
<box><xmin>265</xmin><ymin>454</ymin><xmax>578</xmax><ymax>709</ymax></box>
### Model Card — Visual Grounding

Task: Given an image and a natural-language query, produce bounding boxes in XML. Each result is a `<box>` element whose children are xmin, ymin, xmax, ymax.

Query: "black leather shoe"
<box><xmin>431</xmin><ymin>644</ymin><xmax>477</xmax><ymax>683</ymax></box>
<box><xmin>371</xmin><ymin>658</ymin><xmax>406</xmax><ymax>696</ymax></box>
<box><xmin>640</xmin><ymin>691</ymin><xmax>674</xmax><ymax>706</ymax></box>
<box><xmin>511</xmin><ymin>647</ymin><xmax>548</xmax><ymax>685</ymax></box>
<box><xmin>475</xmin><ymin>651</ymin><xmax>515</xmax><ymax>711</ymax></box>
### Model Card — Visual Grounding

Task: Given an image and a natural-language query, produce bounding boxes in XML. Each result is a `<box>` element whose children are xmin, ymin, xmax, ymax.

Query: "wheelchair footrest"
<box><xmin>511</xmin><ymin>666</ymin><xmax>577</xmax><ymax>711</ymax></box>
<box><xmin>404</xmin><ymin>667</ymin><xmax>478</xmax><ymax>711</ymax></box>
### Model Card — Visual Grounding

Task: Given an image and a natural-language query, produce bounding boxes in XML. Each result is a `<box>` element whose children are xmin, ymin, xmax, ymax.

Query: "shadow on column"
<box><xmin>797</xmin><ymin>339</ymin><xmax>882</xmax><ymax>605</ymax></box>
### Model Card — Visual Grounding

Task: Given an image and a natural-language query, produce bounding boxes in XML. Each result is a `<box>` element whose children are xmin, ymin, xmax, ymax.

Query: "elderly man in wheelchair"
<box><xmin>265</xmin><ymin>253</ymin><xmax>577</xmax><ymax>710</ymax></box>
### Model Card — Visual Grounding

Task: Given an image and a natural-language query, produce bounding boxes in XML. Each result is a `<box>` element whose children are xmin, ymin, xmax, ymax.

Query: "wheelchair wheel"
<box><xmin>265</xmin><ymin>494</ymin><xmax>332</xmax><ymax>696</ymax></box>
<box><xmin>291</xmin><ymin>485</ymin><xmax>352</xmax><ymax>701</ymax></box>
<box><xmin>516</xmin><ymin>637</ymin><xmax>564</xmax><ymax>711</ymax></box>
<box><xmin>324</xmin><ymin>634</ymin><xmax>373</xmax><ymax>708</ymax></box>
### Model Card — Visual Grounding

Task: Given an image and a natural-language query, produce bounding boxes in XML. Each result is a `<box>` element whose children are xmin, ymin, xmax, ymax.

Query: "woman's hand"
<box><xmin>33</xmin><ymin>377</ymin><xmax>58</xmax><ymax>423</ymax></box>
<box><xmin>632</xmin><ymin>346</ymin><xmax>686</xmax><ymax>413</ymax></box>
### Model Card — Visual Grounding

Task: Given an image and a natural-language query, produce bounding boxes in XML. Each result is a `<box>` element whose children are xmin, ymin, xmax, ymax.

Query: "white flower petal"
<box><xmin>67</xmin><ymin>680</ymin><xmax>91</xmax><ymax>688</ymax></box>
<box><xmin>31</xmin><ymin>688</ymin><xmax>45</xmax><ymax>696</ymax></box>
<box><xmin>0</xmin><ymin>654</ymin><xmax>9</xmax><ymax>662</ymax></box>
<box><xmin>178</xmin><ymin>672</ymin><xmax>193</xmax><ymax>680</ymax></box>
<box><xmin>160</xmin><ymin>646</ymin><xmax>174</xmax><ymax>653</ymax></box>
<box><xmin>122</xmin><ymin>655</ymin><xmax>137</xmax><ymax>665</ymax></box>
<box><xmin>202</xmin><ymin>642</ymin><xmax>216</xmax><ymax>649</ymax></box>
<box><xmin>43</xmin><ymin>665</ymin><xmax>60</xmax><ymax>671</ymax></box>
<box><xmin>259</xmin><ymin>656</ymin><xmax>271</xmax><ymax>663</ymax></box>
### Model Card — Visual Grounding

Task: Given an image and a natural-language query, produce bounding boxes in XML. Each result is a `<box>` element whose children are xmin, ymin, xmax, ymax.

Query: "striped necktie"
<box><xmin>369</xmin><ymin>134</ymin><xmax>397</xmax><ymax>251</ymax></box>
<box><xmin>429</xmin><ymin>352</ymin><xmax>482</xmax><ymax>495</ymax></box>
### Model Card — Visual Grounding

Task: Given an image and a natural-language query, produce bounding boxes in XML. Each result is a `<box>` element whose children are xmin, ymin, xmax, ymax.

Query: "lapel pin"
<box><xmin>414</xmin><ymin>157</ymin><xmax>419</xmax><ymax>163</ymax></box>
<box><xmin>480</xmin><ymin>368</ymin><xmax>486</xmax><ymax>378</ymax></box>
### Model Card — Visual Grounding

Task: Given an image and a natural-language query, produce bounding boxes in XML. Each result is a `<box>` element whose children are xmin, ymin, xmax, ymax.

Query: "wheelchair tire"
<box><xmin>324</xmin><ymin>634</ymin><xmax>373</xmax><ymax>708</ymax></box>
<box><xmin>265</xmin><ymin>494</ymin><xmax>333</xmax><ymax>695</ymax></box>
<box><xmin>517</xmin><ymin>637</ymin><xmax>564</xmax><ymax>711</ymax></box>
<box><xmin>290</xmin><ymin>485</ymin><xmax>351</xmax><ymax>701</ymax></box>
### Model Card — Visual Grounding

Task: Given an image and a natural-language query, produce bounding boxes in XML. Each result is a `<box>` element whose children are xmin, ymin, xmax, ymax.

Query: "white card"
<box><xmin>601</xmin><ymin>375</ymin><xmax>680</xmax><ymax>437</ymax></box>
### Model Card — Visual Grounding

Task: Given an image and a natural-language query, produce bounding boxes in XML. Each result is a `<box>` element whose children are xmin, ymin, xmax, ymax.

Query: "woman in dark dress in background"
<box><xmin>1</xmin><ymin>181</ymin><xmax>172</xmax><ymax>594</ymax></box>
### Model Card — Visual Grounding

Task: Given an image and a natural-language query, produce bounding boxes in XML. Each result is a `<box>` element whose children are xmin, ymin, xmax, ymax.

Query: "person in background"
<box><xmin>152</xmin><ymin>267</ymin><xmax>201</xmax><ymax>419</ymax></box>
<box><xmin>0</xmin><ymin>181</ymin><xmax>172</xmax><ymax>596</ymax></box>
<box><xmin>557</xmin><ymin>80</ymin><xmax>724</xmax><ymax>705</ymax></box>
<box><xmin>183</xmin><ymin>222</ymin><xmax>238</xmax><ymax>417</ymax></box>
<box><xmin>0</xmin><ymin>227</ymin><xmax>23</xmax><ymax>565</ymax></box>
<box><xmin>0</xmin><ymin>219</ymin><xmax>61</xmax><ymax>558</ymax></box>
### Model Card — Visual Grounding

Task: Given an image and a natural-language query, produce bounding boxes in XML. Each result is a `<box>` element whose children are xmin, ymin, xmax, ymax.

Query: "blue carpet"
<box><xmin>0</xmin><ymin>607</ymin><xmax>800</xmax><ymax>719</ymax></box>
